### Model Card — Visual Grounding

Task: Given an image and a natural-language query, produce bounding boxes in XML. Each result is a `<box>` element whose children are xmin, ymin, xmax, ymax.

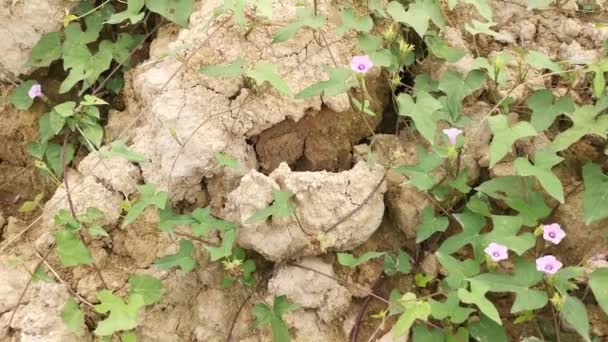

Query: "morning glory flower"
<box><xmin>351</xmin><ymin>55</ymin><xmax>373</xmax><ymax>74</ymax></box>
<box><xmin>442</xmin><ymin>128</ymin><xmax>463</xmax><ymax>145</ymax></box>
<box><xmin>484</xmin><ymin>242</ymin><xmax>509</xmax><ymax>262</ymax></box>
<box><xmin>28</xmin><ymin>84</ymin><xmax>43</xmax><ymax>99</ymax></box>
<box><xmin>536</xmin><ymin>255</ymin><xmax>563</xmax><ymax>275</ymax></box>
<box><xmin>543</xmin><ymin>223</ymin><xmax>566</xmax><ymax>245</ymax></box>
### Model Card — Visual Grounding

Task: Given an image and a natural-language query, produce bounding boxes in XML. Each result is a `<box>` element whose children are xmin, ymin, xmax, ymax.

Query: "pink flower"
<box><xmin>351</xmin><ymin>55</ymin><xmax>373</xmax><ymax>74</ymax></box>
<box><xmin>536</xmin><ymin>255</ymin><xmax>563</xmax><ymax>275</ymax></box>
<box><xmin>484</xmin><ymin>242</ymin><xmax>509</xmax><ymax>262</ymax></box>
<box><xmin>28</xmin><ymin>84</ymin><xmax>43</xmax><ymax>99</ymax></box>
<box><xmin>442</xmin><ymin>128</ymin><xmax>463</xmax><ymax>145</ymax></box>
<box><xmin>543</xmin><ymin>223</ymin><xmax>566</xmax><ymax>245</ymax></box>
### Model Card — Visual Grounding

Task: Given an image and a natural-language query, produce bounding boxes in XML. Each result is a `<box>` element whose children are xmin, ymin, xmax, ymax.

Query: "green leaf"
<box><xmin>54</xmin><ymin>209</ymin><xmax>80</xmax><ymax>230</ymax></box>
<box><xmin>82</xmin><ymin>94</ymin><xmax>109</xmax><ymax>106</ymax></box>
<box><xmin>438</xmin><ymin>210</ymin><xmax>485</xmax><ymax>258</ymax></box>
<box><xmin>527</xmin><ymin>89</ymin><xmax>575</xmax><ymax>131</ymax></box>
<box><xmin>336</xmin><ymin>8</ymin><xmax>373</xmax><ymax>36</ymax></box>
<box><xmin>101</xmin><ymin>140</ymin><xmax>148</xmax><ymax>162</ymax></box>
<box><xmin>214</xmin><ymin>0</ymin><xmax>247</xmax><ymax>26</ymax></box>
<box><xmin>582</xmin><ymin>163</ymin><xmax>608</xmax><ymax>225</ymax></box>
<box><xmin>62</xmin><ymin>298</ymin><xmax>84</xmax><ymax>333</ymax></box>
<box><xmin>454</xmin><ymin>0</ymin><xmax>492</xmax><ymax>20</ymax></box>
<box><xmin>561</xmin><ymin>295</ymin><xmax>591</xmax><ymax>342</ymax></box>
<box><xmin>246</xmin><ymin>62</ymin><xmax>291</xmax><ymax>96</ymax></box>
<box><xmin>525</xmin><ymin>50</ymin><xmax>562</xmax><ymax>73</ymax></box>
<box><xmin>296</xmin><ymin>66</ymin><xmax>356</xmax><ymax>99</ymax></box>
<box><xmin>352</xmin><ymin>97</ymin><xmax>377</xmax><ymax>116</ymax></box>
<box><xmin>256</xmin><ymin>0</ymin><xmax>272</xmax><ymax>18</ymax></box>
<box><xmin>488</xmin><ymin>115</ymin><xmax>537</xmax><ymax>167</ymax></box>
<box><xmin>94</xmin><ymin>291</ymin><xmax>146</xmax><ymax>336</ymax></box>
<box><xmin>383</xmin><ymin>250</ymin><xmax>411</xmax><ymax>276</ymax></box>
<box><xmin>476</xmin><ymin>176</ymin><xmax>551</xmax><ymax>226</ymax></box>
<box><xmin>8</xmin><ymin>80</ymin><xmax>38</xmax><ymax>110</ymax></box>
<box><xmin>253</xmin><ymin>295</ymin><xmax>299</xmax><ymax>342</ymax></box>
<box><xmin>112</xmin><ymin>33</ymin><xmax>144</xmax><ymax>66</ymax></box>
<box><xmin>54</xmin><ymin>102</ymin><xmax>76</xmax><ymax>119</ymax></box>
<box><xmin>397</xmin><ymin>91</ymin><xmax>443</xmax><ymax>144</ymax></box>
<box><xmin>122</xmin><ymin>184</ymin><xmax>168</xmax><ymax>227</ymax></box>
<box><xmin>393</xmin><ymin>146</ymin><xmax>443</xmax><ymax>191</ymax></box>
<box><xmin>122</xmin><ymin>331</ymin><xmax>137</xmax><ymax>342</ymax></box>
<box><xmin>45</xmin><ymin>142</ymin><xmax>75</xmax><ymax>178</ymax></box>
<box><xmin>591</xmin><ymin>60</ymin><xmax>608</xmax><ymax>98</ymax></box>
<box><xmin>145</xmin><ymin>0</ymin><xmax>192</xmax><ymax>26</ymax></box>
<box><xmin>158</xmin><ymin>204</ymin><xmax>196</xmax><ymax>233</ymax></box>
<box><xmin>191</xmin><ymin>207</ymin><xmax>235</xmax><ymax>236</ymax></box>
<box><xmin>272</xmin><ymin>7</ymin><xmax>326</xmax><ymax>44</ymax></box>
<box><xmin>27</xmin><ymin>140</ymin><xmax>48</xmax><ymax>160</ymax></box>
<box><xmin>245</xmin><ymin>189</ymin><xmax>294</xmax><ymax>223</ymax></box>
<box><xmin>468</xmin><ymin>258</ymin><xmax>547</xmax><ymax>313</ymax></box>
<box><xmin>19</xmin><ymin>193</ymin><xmax>44</xmax><ymax>213</ymax></box>
<box><xmin>550</xmin><ymin>105</ymin><xmax>608</xmax><ymax>152</ymax></box>
<box><xmin>368</xmin><ymin>0</ymin><xmax>387</xmax><ymax>17</ymax></box>
<box><xmin>467</xmin><ymin>195</ymin><xmax>492</xmax><ymax>217</ymax></box>
<box><xmin>55</xmin><ymin>230</ymin><xmax>93</xmax><ymax>267</ymax></box>
<box><xmin>425</xmin><ymin>35</ymin><xmax>465</xmax><ymax>63</ymax></box>
<box><xmin>129</xmin><ymin>275</ymin><xmax>165</xmax><ymax>305</ymax></box>
<box><xmin>458</xmin><ymin>281</ymin><xmax>501</xmax><ymax>325</ymax></box>
<box><xmin>215</xmin><ymin>151</ymin><xmax>238</xmax><ymax>168</ymax></box>
<box><xmin>437</xmin><ymin>70</ymin><xmax>486</xmax><ymax>122</ymax></box>
<box><xmin>28</xmin><ymin>32</ymin><xmax>63</xmax><ymax>67</ymax></box>
<box><xmin>449</xmin><ymin>169</ymin><xmax>472</xmax><ymax>193</ymax></box>
<box><xmin>200</xmin><ymin>58</ymin><xmax>246</xmax><ymax>78</ymax></box>
<box><xmin>82</xmin><ymin>122</ymin><xmax>104</xmax><ymax>148</ymax></box>
<box><xmin>387</xmin><ymin>0</ymin><xmax>445</xmax><ymax>37</ymax></box>
<box><xmin>60</xmin><ymin>65</ymin><xmax>86</xmax><ymax>94</ymax></box>
<box><xmin>528</xmin><ymin>0</ymin><xmax>553</xmax><ymax>9</ymax></box>
<box><xmin>85</xmin><ymin>40</ymin><xmax>114</xmax><ymax>85</ymax></box>
<box><xmin>412</xmin><ymin>325</ymin><xmax>445</xmax><ymax>341</ymax></box>
<box><xmin>553</xmin><ymin>266</ymin><xmax>583</xmax><ymax>295</ymax></box>
<box><xmin>105</xmin><ymin>76</ymin><xmax>124</xmax><ymax>94</ymax></box>
<box><xmin>469</xmin><ymin>313</ymin><xmax>508</xmax><ymax>342</ymax></box>
<box><xmin>32</xmin><ymin>266</ymin><xmax>55</xmax><ymax>283</ymax></box>
<box><xmin>514</xmin><ymin>150</ymin><xmax>565</xmax><ymax>203</ymax></box>
<box><xmin>205</xmin><ymin>227</ymin><xmax>237</xmax><ymax>261</ymax></box>
<box><xmin>338</xmin><ymin>251</ymin><xmax>385</xmax><ymax>267</ymax></box>
<box><xmin>107</xmin><ymin>0</ymin><xmax>145</xmax><ymax>24</ymax></box>
<box><xmin>154</xmin><ymin>239</ymin><xmax>196</xmax><ymax>272</ymax></box>
<box><xmin>590</xmin><ymin>268</ymin><xmax>608</xmax><ymax>315</ymax></box>
<box><xmin>429</xmin><ymin>292</ymin><xmax>475</xmax><ymax>324</ymax></box>
<box><xmin>481</xmin><ymin>216</ymin><xmax>535</xmax><ymax>256</ymax></box>
<box><xmin>416</xmin><ymin>207</ymin><xmax>449</xmax><ymax>243</ymax></box>
<box><xmin>436</xmin><ymin>251</ymin><xmax>480</xmax><ymax>289</ymax></box>
<box><xmin>88</xmin><ymin>224</ymin><xmax>109</xmax><ymax>237</ymax></box>
<box><xmin>392</xmin><ymin>292</ymin><xmax>432</xmax><ymax>337</ymax></box>
<box><xmin>465</xmin><ymin>20</ymin><xmax>509</xmax><ymax>41</ymax></box>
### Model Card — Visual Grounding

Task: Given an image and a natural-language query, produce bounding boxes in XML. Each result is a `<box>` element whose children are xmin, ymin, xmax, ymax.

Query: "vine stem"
<box><xmin>0</xmin><ymin>16</ymin><xmax>225</xmax><ymax>254</ymax></box>
<box><xmin>551</xmin><ymin>304</ymin><xmax>562</xmax><ymax>342</ymax></box>
<box><xmin>61</xmin><ymin>134</ymin><xmax>108</xmax><ymax>289</ymax></box>
<box><xmin>33</xmin><ymin>249</ymin><xmax>96</xmax><ymax>308</ymax></box>
<box><xmin>73</xmin><ymin>0</ymin><xmax>111</xmax><ymax>20</ymax></box>
<box><xmin>351</xmin><ymin>276</ymin><xmax>384</xmax><ymax>342</ymax></box>
<box><xmin>5</xmin><ymin>248</ymin><xmax>53</xmax><ymax>334</ymax></box>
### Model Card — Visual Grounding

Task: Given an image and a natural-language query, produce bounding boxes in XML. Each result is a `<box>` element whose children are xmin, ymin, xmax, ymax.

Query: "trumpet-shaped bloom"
<box><xmin>442</xmin><ymin>128</ymin><xmax>463</xmax><ymax>145</ymax></box>
<box><xmin>28</xmin><ymin>84</ymin><xmax>43</xmax><ymax>99</ymax></box>
<box><xmin>484</xmin><ymin>242</ymin><xmax>509</xmax><ymax>262</ymax></box>
<box><xmin>543</xmin><ymin>223</ymin><xmax>566</xmax><ymax>245</ymax></box>
<box><xmin>351</xmin><ymin>55</ymin><xmax>373</xmax><ymax>74</ymax></box>
<box><xmin>536</xmin><ymin>255</ymin><xmax>563</xmax><ymax>275</ymax></box>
